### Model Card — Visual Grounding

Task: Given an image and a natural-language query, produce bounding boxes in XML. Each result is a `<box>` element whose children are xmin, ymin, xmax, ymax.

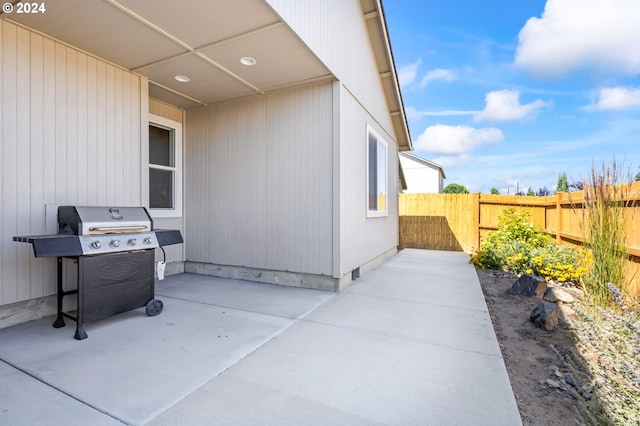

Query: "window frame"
<box><xmin>366</xmin><ymin>124</ymin><xmax>388</xmax><ymax>218</ymax></box>
<box><xmin>148</xmin><ymin>114</ymin><xmax>182</xmax><ymax>218</ymax></box>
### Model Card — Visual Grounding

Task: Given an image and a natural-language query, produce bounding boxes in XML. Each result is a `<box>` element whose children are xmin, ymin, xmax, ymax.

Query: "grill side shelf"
<box><xmin>155</xmin><ymin>229</ymin><xmax>184</xmax><ymax>246</ymax></box>
<box><xmin>13</xmin><ymin>234</ymin><xmax>83</xmax><ymax>257</ymax></box>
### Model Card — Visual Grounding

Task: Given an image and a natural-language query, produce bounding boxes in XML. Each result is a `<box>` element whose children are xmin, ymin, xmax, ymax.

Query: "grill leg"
<box><xmin>52</xmin><ymin>257</ymin><xmax>65</xmax><ymax>328</ymax></box>
<box><xmin>74</xmin><ymin>326</ymin><xmax>87</xmax><ymax>340</ymax></box>
<box><xmin>74</xmin><ymin>257</ymin><xmax>87</xmax><ymax>340</ymax></box>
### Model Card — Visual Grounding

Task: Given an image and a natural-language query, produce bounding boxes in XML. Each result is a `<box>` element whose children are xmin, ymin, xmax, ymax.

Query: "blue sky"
<box><xmin>384</xmin><ymin>0</ymin><xmax>640</xmax><ymax>194</ymax></box>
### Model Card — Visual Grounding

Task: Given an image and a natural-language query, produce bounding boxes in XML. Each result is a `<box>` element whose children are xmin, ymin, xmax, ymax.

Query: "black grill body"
<box><xmin>13</xmin><ymin>206</ymin><xmax>183</xmax><ymax>340</ymax></box>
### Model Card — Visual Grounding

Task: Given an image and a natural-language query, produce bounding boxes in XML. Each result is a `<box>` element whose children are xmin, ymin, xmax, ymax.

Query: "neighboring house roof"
<box><xmin>398</xmin><ymin>159</ymin><xmax>408</xmax><ymax>191</ymax></box>
<box><xmin>399</xmin><ymin>152</ymin><xmax>446</xmax><ymax>179</ymax></box>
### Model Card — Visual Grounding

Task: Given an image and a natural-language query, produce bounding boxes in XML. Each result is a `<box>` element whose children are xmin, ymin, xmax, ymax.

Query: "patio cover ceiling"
<box><xmin>4</xmin><ymin>0</ymin><xmax>332</xmax><ymax>108</ymax></box>
<box><xmin>4</xmin><ymin>0</ymin><xmax>411</xmax><ymax>149</ymax></box>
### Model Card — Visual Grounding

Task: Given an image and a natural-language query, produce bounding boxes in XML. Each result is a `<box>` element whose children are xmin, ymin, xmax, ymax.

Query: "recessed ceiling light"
<box><xmin>240</xmin><ymin>57</ymin><xmax>257</xmax><ymax>66</ymax></box>
<box><xmin>174</xmin><ymin>75</ymin><xmax>190</xmax><ymax>83</ymax></box>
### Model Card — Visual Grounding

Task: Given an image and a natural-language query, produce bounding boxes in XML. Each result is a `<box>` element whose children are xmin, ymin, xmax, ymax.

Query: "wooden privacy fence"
<box><xmin>399</xmin><ymin>183</ymin><xmax>640</xmax><ymax>295</ymax></box>
<box><xmin>399</xmin><ymin>194</ymin><xmax>478</xmax><ymax>252</ymax></box>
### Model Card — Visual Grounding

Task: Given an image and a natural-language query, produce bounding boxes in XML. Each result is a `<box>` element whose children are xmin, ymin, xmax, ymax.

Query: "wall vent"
<box><xmin>351</xmin><ymin>267</ymin><xmax>360</xmax><ymax>281</ymax></box>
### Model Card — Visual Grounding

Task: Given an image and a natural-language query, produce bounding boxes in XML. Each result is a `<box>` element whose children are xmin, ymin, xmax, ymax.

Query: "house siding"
<box><xmin>264</xmin><ymin>0</ymin><xmax>401</xmax><ymax>280</ymax></box>
<box><xmin>339</xmin><ymin>86</ymin><xmax>399</xmax><ymax>278</ymax></box>
<box><xmin>0</xmin><ymin>20</ymin><xmax>145</xmax><ymax>306</ymax></box>
<box><xmin>185</xmin><ymin>82</ymin><xmax>333</xmax><ymax>278</ymax></box>
<box><xmin>148</xmin><ymin>98</ymin><xmax>186</xmax><ymax>273</ymax></box>
<box><xmin>149</xmin><ymin>98</ymin><xmax>183</xmax><ymax>123</ymax></box>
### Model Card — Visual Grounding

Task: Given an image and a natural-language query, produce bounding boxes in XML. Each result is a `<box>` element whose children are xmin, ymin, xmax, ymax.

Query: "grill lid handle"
<box><xmin>88</xmin><ymin>225</ymin><xmax>149</xmax><ymax>231</ymax></box>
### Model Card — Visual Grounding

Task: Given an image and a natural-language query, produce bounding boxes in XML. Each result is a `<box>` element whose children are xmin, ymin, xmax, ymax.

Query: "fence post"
<box><xmin>556</xmin><ymin>192</ymin><xmax>563</xmax><ymax>244</ymax></box>
<box><xmin>472</xmin><ymin>193</ymin><xmax>480</xmax><ymax>252</ymax></box>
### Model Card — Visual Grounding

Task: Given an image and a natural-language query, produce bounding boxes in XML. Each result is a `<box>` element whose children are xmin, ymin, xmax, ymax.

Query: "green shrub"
<box><xmin>471</xmin><ymin>208</ymin><xmax>587</xmax><ymax>283</ymax></box>
<box><xmin>490</xmin><ymin>208</ymin><xmax>553</xmax><ymax>248</ymax></box>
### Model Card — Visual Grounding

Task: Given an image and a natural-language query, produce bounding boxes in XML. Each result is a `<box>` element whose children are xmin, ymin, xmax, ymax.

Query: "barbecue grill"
<box><xmin>13</xmin><ymin>206</ymin><xmax>183</xmax><ymax>340</ymax></box>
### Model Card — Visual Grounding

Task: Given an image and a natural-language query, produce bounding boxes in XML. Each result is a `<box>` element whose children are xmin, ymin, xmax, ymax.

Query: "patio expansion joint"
<box><xmin>296</xmin><ymin>316</ymin><xmax>504</xmax><ymax>359</ymax></box>
<box><xmin>0</xmin><ymin>359</ymin><xmax>128</xmax><ymax>425</ymax></box>
<box><xmin>341</xmin><ymin>290</ymin><xmax>490</xmax><ymax>314</ymax></box>
<box><xmin>154</xmin><ymin>292</ymin><xmax>337</xmax><ymax>321</ymax></box>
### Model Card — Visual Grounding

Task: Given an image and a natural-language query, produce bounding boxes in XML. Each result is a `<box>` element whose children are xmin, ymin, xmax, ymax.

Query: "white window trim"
<box><xmin>148</xmin><ymin>114</ymin><xmax>183</xmax><ymax>218</ymax></box>
<box><xmin>366</xmin><ymin>124</ymin><xmax>388</xmax><ymax>218</ymax></box>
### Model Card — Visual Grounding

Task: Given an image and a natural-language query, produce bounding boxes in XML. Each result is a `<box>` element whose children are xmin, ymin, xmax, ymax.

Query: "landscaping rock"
<box><xmin>544</xmin><ymin>287</ymin><xmax>575</xmax><ymax>304</ymax></box>
<box><xmin>581</xmin><ymin>383</ymin><xmax>594</xmax><ymax>394</ymax></box>
<box><xmin>490</xmin><ymin>270</ymin><xmax>513</xmax><ymax>279</ymax></box>
<box><xmin>545</xmin><ymin>379</ymin><xmax>561</xmax><ymax>388</ymax></box>
<box><xmin>530</xmin><ymin>300</ymin><xmax>560</xmax><ymax>331</ymax></box>
<box><xmin>565</xmin><ymin>372</ymin><xmax>580</xmax><ymax>388</ymax></box>
<box><xmin>510</xmin><ymin>274</ymin><xmax>547</xmax><ymax>298</ymax></box>
<box><xmin>558</xmin><ymin>304</ymin><xmax>576</xmax><ymax>325</ymax></box>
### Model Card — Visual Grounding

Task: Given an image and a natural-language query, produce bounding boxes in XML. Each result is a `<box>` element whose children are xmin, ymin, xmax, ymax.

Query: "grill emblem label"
<box><xmin>98</xmin><ymin>257</ymin><xmax>142</xmax><ymax>281</ymax></box>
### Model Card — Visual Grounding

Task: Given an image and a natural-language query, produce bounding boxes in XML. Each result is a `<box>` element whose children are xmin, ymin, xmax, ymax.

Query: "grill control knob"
<box><xmin>90</xmin><ymin>241</ymin><xmax>101</xmax><ymax>250</ymax></box>
<box><xmin>110</xmin><ymin>240</ymin><xmax>121</xmax><ymax>248</ymax></box>
<box><xmin>143</xmin><ymin>237</ymin><xmax>152</xmax><ymax>245</ymax></box>
<box><xmin>127</xmin><ymin>238</ymin><xmax>137</xmax><ymax>247</ymax></box>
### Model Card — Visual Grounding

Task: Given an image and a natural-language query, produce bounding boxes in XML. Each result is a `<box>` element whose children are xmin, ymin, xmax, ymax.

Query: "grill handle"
<box><xmin>88</xmin><ymin>225</ymin><xmax>149</xmax><ymax>231</ymax></box>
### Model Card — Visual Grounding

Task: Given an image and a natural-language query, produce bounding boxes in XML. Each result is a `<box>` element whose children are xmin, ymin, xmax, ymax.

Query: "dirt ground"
<box><xmin>476</xmin><ymin>268</ymin><xmax>601</xmax><ymax>426</ymax></box>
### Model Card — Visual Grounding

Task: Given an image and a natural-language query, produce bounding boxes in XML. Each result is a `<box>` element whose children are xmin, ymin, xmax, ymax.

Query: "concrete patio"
<box><xmin>0</xmin><ymin>249</ymin><xmax>522</xmax><ymax>425</ymax></box>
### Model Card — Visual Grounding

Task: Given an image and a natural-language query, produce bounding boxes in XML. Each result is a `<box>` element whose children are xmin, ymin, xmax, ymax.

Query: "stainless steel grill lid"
<box><xmin>14</xmin><ymin>206</ymin><xmax>182</xmax><ymax>257</ymax></box>
<box><xmin>58</xmin><ymin>206</ymin><xmax>154</xmax><ymax>235</ymax></box>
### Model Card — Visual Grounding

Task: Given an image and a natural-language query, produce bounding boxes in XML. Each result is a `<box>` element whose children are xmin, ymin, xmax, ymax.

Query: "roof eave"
<box><xmin>366</xmin><ymin>0</ymin><xmax>412</xmax><ymax>151</ymax></box>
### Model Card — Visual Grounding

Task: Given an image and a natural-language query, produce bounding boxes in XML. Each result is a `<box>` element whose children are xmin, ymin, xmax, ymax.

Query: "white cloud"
<box><xmin>515</xmin><ymin>0</ymin><xmax>640</xmax><ymax>77</ymax></box>
<box><xmin>398</xmin><ymin>59</ymin><xmax>421</xmax><ymax>88</ymax></box>
<box><xmin>414</xmin><ymin>124</ymin><xmax>504</xmax><ymax>154</ymax></box>
<box><xmin>419</xmin><ymin>68</ymin><xmax>456</xmax><ymax>88</ymax></box>
<box><xmin>586</xmin><ymin>87</ymin><xmax>640</xmax><ymax>110</ymax></box>
<box><xmin>473</xmin><ymin>90</ymin><xmax>550</xmax><ymax>123</ymax></box>
<box><xmin>405</xmin><ymin>106</ymin><xmax>479</xmax><ymax>120</ymax></box>
<box><xmin>431</xmin><ymin>154</ymin><xmax>475</xmax><ymax>169</ymax></box>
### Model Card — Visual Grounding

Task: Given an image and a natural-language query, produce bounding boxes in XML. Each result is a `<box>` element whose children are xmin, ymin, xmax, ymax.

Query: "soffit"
<box><xmin>4</xmin><ymin>0</ymin><xmax>332</xmax><ymax>108</ymax></box>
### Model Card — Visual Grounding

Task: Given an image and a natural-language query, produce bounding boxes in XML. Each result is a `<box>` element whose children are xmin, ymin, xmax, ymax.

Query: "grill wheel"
<box><xmin>145</xmin><ymin>299</ymin><xmax>164</xmax><ymax>316</ymax></box>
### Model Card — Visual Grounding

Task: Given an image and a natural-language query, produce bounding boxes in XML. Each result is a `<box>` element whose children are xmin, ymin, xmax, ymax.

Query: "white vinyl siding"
<box><xmin>147</xmin><ymin>100</ymin><xmax>186</xmax><ymax>268</ymax></box>
<box><xmin>0</xmin><ymin>20</ymin><xmax>144</xmax><ymax>306</ymax></box>
<box><xmin>338</xmin><ymin>86</ymin><xmax>398</xmax><ymax>277</ymax></box>
<box><xmin>265</xmin><ymin>0</ymin><xmax>401</xmax><ymax>278</ymax></box>
<box><xmin>185</xmin><ymin>82</ymin><xmax>333</xmax><ymax>276</ymax></box>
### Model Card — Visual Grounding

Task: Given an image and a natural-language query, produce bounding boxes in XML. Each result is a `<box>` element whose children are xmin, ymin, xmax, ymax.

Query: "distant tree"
<box><xmin>515</xmin><ymin>191</ymin><xmax>526</xmax><ymax>196</ymax></box>
<box><xmin>570</xmin><ymin>181</ymin><xmax>584</xmax><ymax>191</ymax></box>
<box><xmin>635</xmin><ymin>171</ymin><xmax>640</xmax><ymax>182</ymax></box>
<box><xmin>536</xmin><ymin>186</ymin><xmax>551</xmax><ymax>196</ymax></box>
<box><xmin>526</xmin><ymin>187</ymin><xmax>535</xmax><ymax>196</ymax></box>
<box><xmin>444</xmin><ymin>183</ymin><xmax>470</xmax><ymax>194</ymax></box>
<box><xmin>557</xmin><ymin>173</ymin><xmax>569</xmax><ymax>193</ymax></box>
<box><xmin>490</xmin><ymin>187</ymin><xmax>500</xmax><ymax>195</ymax></box>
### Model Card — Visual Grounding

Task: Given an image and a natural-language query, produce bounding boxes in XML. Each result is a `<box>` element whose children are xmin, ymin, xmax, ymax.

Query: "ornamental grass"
<box><xmin>578</xmin><ymin>160</ymin><xmax>635</xmax><ymax>308</ymax></box>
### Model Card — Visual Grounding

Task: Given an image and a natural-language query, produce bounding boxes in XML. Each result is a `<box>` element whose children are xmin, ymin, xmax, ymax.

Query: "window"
<box><xmin>148</xmin><ymin>115</ymin><xmax>182</xmax><ymax>217</ymax></box>
<box><xmin>367</xmin><ymin>125</ymin><xmax>388</xmax><ymax>217</ymax></box>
